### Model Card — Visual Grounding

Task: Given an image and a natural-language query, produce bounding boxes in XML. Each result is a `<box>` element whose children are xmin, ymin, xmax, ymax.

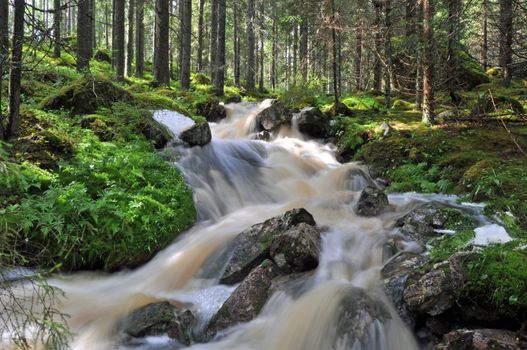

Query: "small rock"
<box><xmin>252</xmin><ymin>130</ymin><xmax>271</xmax><ymax>141</ymax></box>
<box><xmin>180</xmin><ymin>122</ymin><xmax>212</xmax><ymax>146</ymax></box>
<box><xmin>270</xmin><ymin>223</ymin><xmax>321</xmax><ymax>273</ymax></box>
<box><xmin>225</xmin><ymin>95</ymin><xmax>242</xmax><ymax>104</ymax></box>
<box><xmin>434</xmin><ymin>328</ymin><xmax>522</xmax><ymax>350</ymax></box>
<box><xmin>293</xmin><ymin>107</ymin><xmax>331</xmax><ymax>138</ymax></box>
<box><xmin>196</xmin><ymin>100</ymin><xmax>227</xmax><ymax>123</ymax></box>
<box><xmin>219</xmin><ymin>208</ymin><xmax>316</xmax><ymax>285</ymax></box>
<box><xmin>256</xmin><ymin>99</ymin><xmax>292</xmax><ymax>131</ymax></box>
<box><xmin>379</xmin><ymin>122</ymin><xmax>393</xmax><ymax>137</ymax></box>
<box><xmin>356</xmin><ymin>186</ymin><xmax>389</xmax><ymax>216</ymax></box>
<box><xmin>207</xmin><ymin>260</ymin><xmax>280</xmax><ymax>339</ymax></box>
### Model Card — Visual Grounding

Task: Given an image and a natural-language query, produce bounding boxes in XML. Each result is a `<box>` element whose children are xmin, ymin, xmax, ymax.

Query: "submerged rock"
<box><xmin>270</xmin><ymin>223</ymin><xmax>321</xmax><ymax>273</ymax></box>
<box><xmin>434</xmin><ymin>328</ymin><xmax>523</xmax><ymax>350</ymax></box>
<box><xmin>207</xmin><ymin>260</ymin><xmax>280</xmax><ymax>339</ymax></box>
<box><xmin>219</xmin><ymin>208</ymin><xmax>316</xmax><ymax>285</ymax></box>
<box><xmin>196</xmin><ymin>100</ymin><xmax>227</xmax><ymax>123</ymax></box>
<box><xmin>255</xmin><ymin>100</ymin><xmax>292</xmax><ymax>131</ymax></box>
<box><xmin>356</xmin><ymin>186</ymin><xmax>389</xmax><ymax>216</ymax></box>
<box><xmin>180</xmin><ymin>122</ymin><xmax>212</xmax><ymax>146</ymax></box>
<box><xmin>122</xmin><ymin>302</ymin><xmax>195</xmax><ymax>345</ymax></box>
<box><xmin>293</xmin><ymin>107</ymin><xmax>331</xmax><ymax>138</ymax></box>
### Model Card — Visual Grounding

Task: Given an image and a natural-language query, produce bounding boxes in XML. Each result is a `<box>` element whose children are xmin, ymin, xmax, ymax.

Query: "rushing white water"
<box><xmin>1</xmin><ymin>100</ymin><xmax>505</xmax><ymax>350</ymax></box>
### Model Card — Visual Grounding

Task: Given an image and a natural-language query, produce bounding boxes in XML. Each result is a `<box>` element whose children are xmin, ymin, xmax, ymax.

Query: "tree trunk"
<box><xmin>372</xmin><ymin>0</ymin><xmax>382</xmax><ymax>92</ymax></box>
<box><xmin>0</xmin><ymin>0</ymin><xmax>8</xmax><ymax>138</ymax></box>
<box><xmin>384</xmin><ymin>0</ymin><xmax>392</xmax><ymax>108</ymax></box>
<box><xmin>246</xmin><ymin>0</ymin><xmax>255</xmax><ymax>91</ymax></box>
<box><xmin>299</xmin><ymin>20</ymin><xmax>308</xmax><ymax>83</ymax></box>
<box><xmin>135</xmin><ymin>0</ymin><xmax>144</xmax><ymax>77</ymax></box>
<box><xmin>77</xmin><ymin>0</ymin><xmax>93</xmax><ymax>71</ymax></box>
<box><xmin>233</xmin><ymin>2</ymin><xmax>240</xmax><ymax>86</ymax></box>
<box><xmin>115</xmin><ymin>0</ymin><xmax>125</xmax><ymax>81</ymax></box>
<box><xmin>499</xmin><ymin>0</ymin><xmax>513</xmax><ymax>87</ymax></box>
<box><xmin>421</xmin><ymin>0</ymin><xmax>435</xmax><ymax>125</ymax></box>
<box><xmin>447</xmin><ymin>0</ymin><xmax>460</xmax><ymax>92</ymax></box>
<box><xmin>331</xmin><ymin>0</ymin><xmax>339</xmax><ymax>105</ymax></box>
<box><xmin>481</xmin><ymin>0</ymin><xmax>488</xmax><ymax>71</ymax></box>
<box><xmin>53</xmin><ymin>0</ymin><xmax>61</xmax><ymax>58</ymax></box>
<box><xmin>8</xmin><ymin>0</ymin><xmax>25</xmax><ymax>138</ymax></box>
<box><xmin>180</xmin><ymin>0</ymin><xmax>192</xmax><ymax>90</ymax></box>
<box><xmin>197</xmin><ymin>0</ymin><xmax>205</xmax><ymax>72</ymax></box>
<box><xmin>354</xmin><ymin>16</ymin><xmax>362</xmax><ymax>91</ymax></box>
<box><xmin>293</xmin><ymin>24</ymin><xmax>298</xmax><ymax>86</ymax></box>
<box><xmin>91</xmin><ymin>0</ymin><xmax>96</xmax><ymax>50</ymax></box>
<box><xmin>214</xmin><ymin>0</ymin><xmax>226</xmax><ymax>95</ymax></box>
<box><xmin>210</xmin><ymin>0</ymin><xmax>218</xmax><ymax>82</ymax></box>
<box><xmin>258</xmin><ymin>0</ymin><xmax>265</xmax><ymax>92</ymax></box>
<box><xmin>271</xmin><ymin>5</ymin><xmax>277</xmax><ymax>91</ymax></box>
<box><xmin>154</xmin><ymin>0</ymin><xmax>170</xmax><ymax>86</ymax></box>
<box><xmin>126</xmin><ymin>0</ymin><xmax>135</xmax><ymax>77</ymax></box>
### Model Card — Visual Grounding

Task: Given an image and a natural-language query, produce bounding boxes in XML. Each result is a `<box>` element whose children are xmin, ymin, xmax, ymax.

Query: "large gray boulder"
<box><xmin>219</xmin><ymin>208</ymin><xmax>316</xmax><ymax>285</ymax></box>
<box><xmin>434</xmin><ymin>328</ymin><xmax>523</xmax><ymax>350</ymax></box>
<box><xmin>207</xmin><ymin>260</ymin><xmax>280</xmax><ymax>339</ymax></box>
<box><xmin>270</xmin><ymin>223</ymin><xmax>321</xmax><ymax>274</ymax></box>
<box><xmin>255</xmin><ymin>100</ymin><xmax>292</xmax><ymax>131</ymax></box>
<box><xmin>122</xmin><ymin>302</ymin><xmax>195</xmax><ymax>345</ymax></box>
<box><xmin>293</xmin><ymin>107</ymin><xmax>331</xmax><ymax>138</ymax></box>
<box><xmin>196</xmin><ymin>100</ymin><xmax>227</xmax><ymax>123</ymax></box>
<box><xmin>180</xmin><ymin>122</ymin><xmax>212</xmax><ymax>146</ymax></box>
<box><xmin>356</xmin><ymin>186</ymin><xmax>389</xmax><ymax>216</ymax></box>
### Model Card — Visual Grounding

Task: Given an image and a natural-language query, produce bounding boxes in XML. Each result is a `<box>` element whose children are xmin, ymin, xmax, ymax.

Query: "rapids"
<box><xmin>2</xmin><ymin>101</ymin><xmax>491</xmax><ymax>350</ymax></box>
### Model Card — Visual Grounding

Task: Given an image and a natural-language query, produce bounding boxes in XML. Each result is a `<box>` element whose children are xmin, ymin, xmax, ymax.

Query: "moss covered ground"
<box><xmin>0</xmin><ymin>47</ymin><xmax>260</xmax><ymax>272</ymax></box>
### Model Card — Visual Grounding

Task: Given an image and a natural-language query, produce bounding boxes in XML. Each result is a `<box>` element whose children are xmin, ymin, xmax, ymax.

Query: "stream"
<box><xmin>2</xmin><ymin>101</ymin><xmax>506</xmax><ymax>349</ymax></box>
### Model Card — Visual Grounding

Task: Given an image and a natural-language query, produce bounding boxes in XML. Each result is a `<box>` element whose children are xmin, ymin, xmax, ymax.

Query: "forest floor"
<box><xmin>1</xmin><ymin>46</ymin><xmax>526</xmax><ymax>323</ymax></box>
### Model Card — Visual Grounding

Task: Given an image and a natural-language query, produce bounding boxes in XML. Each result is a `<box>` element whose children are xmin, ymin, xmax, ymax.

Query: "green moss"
<box><xmin>438</xmin><ymin>208</ymin><xmax>477</xmax><ymax>231</ymax></box>
<box><xmin>429</xmin><ymin>230</ymin><xmax>475</xmax><ymax>263</ymax></box>
<box><xmin>391</xmin><ymin>99</ymin><xmax>415</xmax><ymax>111</ymax></box>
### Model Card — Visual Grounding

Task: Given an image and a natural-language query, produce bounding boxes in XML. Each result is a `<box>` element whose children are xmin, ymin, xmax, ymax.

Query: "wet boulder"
<box><xmin>382</xmin><ymin>252</ymin><xmax>429</xmax><ymax>328</ymax></box>
<box><xmin>207</xmin><ymin>260</ymin><xmax>280</xmax><ymax>339</ymax></box>
<box><xmin>269</xmin><ymin>271</ymin><xmax>314</xmax><ymax>297</ymax></box>
<box><xmin>180</xmin><ymin>122</ymin><xmax>212</xmax><ymax>147</ymax></box>
<box><xmin>434</xmin><ymin>328</ymin><xmax>523</xmax><ymax>350</ymax></box>
<box><xmin>356</xmin><ymin>186</ymin><xmax>389</xmax><ymax>217</ymax></box>
<box><xmin>255</xmin><ymin>99</ymin><xmax>292</xmax><ymax>131</ymax></box>
<box><xmin>140</xmin><ymin>116</ymin><xmax>173</xmax><ymax>149</ymax></box>
<box><xmin>122</xmin><ymin>302</ymin><xmax>195</xmax><ymax>345</ymax></box>
<box><xmin>403</xmin><ymin>266</ymin><xmax>462</xmax><ymax>317</ymax></box>
<box><xmin>219</xmin><ymin>208</ymin><xmax>317</xmax><ymax>285</ymax></box>
<box><xmin>252</xmin><ymin>130</ymin><xmax>271</xmax><ymax>141</ymax></box>
<box><xmin>334</xmin><ymin>287</ymin><xmax>392</xmax><ymax>348</ymax></box>
<box><xmin>196</xmin><ymin>100</ymin><xmax>227</xmax><ymax>123</ymax></box>
<box><xmin>293</xmin><ymin>107</ymin><xmax>331</xmax><ymax>138</ymax></box>
<box><xmin>270</xmin><ymin>223</ymin><xmax>321</xmax><ymax>274</ymax></box>
<box><xmin>225</xmin><ymin>94</ymin><xmax>242</xmax><ymax>104</ymax></box>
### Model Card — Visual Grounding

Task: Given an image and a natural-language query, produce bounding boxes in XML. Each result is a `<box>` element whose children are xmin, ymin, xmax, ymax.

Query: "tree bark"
<box><xmin>271</xmin><ymin>4</ymin><xmax>277</xmax><ymax>91</ymax></box>
<box><xmin>197</xmin><ymin>0</ymin><xmax>205</xmax><ymax>72</ymax></box>
<box><xmin>8</xmin><ymin>0</ymin><xmax>25</xmax><ymax>138</ymax></box>
<box><xmin>481</xmin><ymin>0</ymin><xmax>488</xmax><ymax>71</ymax></box>
<box><xmin>246</xmin><ymin>0</ymin><xmax>255</xmax><ymax>91</ymax></box>
<box><xmin>154</xmin><ymin>0</ymin><xmax>170</xmax><ymax>86</ymax></box>
<box><xmin>499</xmin><ymin>0</ymin><xmax>513</xmax><ymax>87</ymax></box>
<box><xmin>384</xmin><ymin>0</ymin><xmax>392</xmax><ymax>108</ymax></box>
<box><xmin>0</xmin><ymin>0</ymin><xmax>8</xmax><ymax>138</ymax></box>
<box><xmin>115</xmin><ymin>0</ymin><xmax>125</xmax><ymax>81</ymax></box>
<box><xmin>233</xmin><ymin>2</ymin><xmax>240</xmax><ymax>86</ymax></box>
<box><xmin>210</xmin><ymin>0</ymin><xmax>219</xmax><ymax>82</ymax></box>
<box><xmin>53</xmin><ymin>0</ymin><xmax>61</xmax><ymax>58</ymax></box>
<box><xmin>126</xmin><ymin>0</ymin><xmax>135</xmax><ymax>77</ymax></box>
<box><xmin>299</xmin><ymin>19</ymin><xmax>308</xmax><ymax>83</ymax></box>
<box><xmin>447</xmin><ymin>0</ymin><xmax>460</xmax><ymax>92</ymax></box>
<box><xmin>135</xmin><ymin>0</ymin><xmax>144</xmax><ymax>77</ymax></box>
<box><xmin>331</xmin><ymin>0</ymin><xmax>339</xmax><ymax>105</ymax></box>
<box><xmin>214</xmin><ymin>0</ymin><xmax>226</xmax><ymax>95</ymax></box>
<box><xmin>77</xmin><ymin>0</ymin><xmax>93</xmax><ymax>71</ymax></box>
<box><xmin>180</xmin><ymin>0</ymin><xmax>192</xmax><ymax>90</ymax></box>
<box><xmin>354</xmin><ymin>14</ymin><xmax>362</xmax><ymax>91</ymax></box>
<box><xmin>421</xmin><ymin>0</ymin><xmax>435</xmax><ymax>125</ymax></box>
<box><xmin>258</xmin><ymin>0</ymin><xmax>265</xmax><ymax>92</ymax></box>
<box><xmin>372</xmin><ymin>0</ymin><xmax>382</xmax><ymax>92</ymax></box>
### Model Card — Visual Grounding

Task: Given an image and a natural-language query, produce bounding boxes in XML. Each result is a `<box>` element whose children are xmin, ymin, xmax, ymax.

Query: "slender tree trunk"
<box><xmin>421</xmin><ymin>0</ymin><xmax>435</xmax><ymax>124</ymax></box>
<box><xmin>214</xmin><ymin>0</ymin><xmax>226</xmax><ymax>95</ymax></box>
<box><xmin>499</xmin><ymin>0</ymin><xmax>513</xmax><ymax>87</ymax></box>
<box><xmin>258</xmin><ymin>0</ymin><xmax>265</xmax><ymax>92</ymax></box>
<box><xmin>246</xmin><ymin>0</ymin><xmax>255</xmax><ymax>91</ymax></box>
<box><xmin>77</xmin><ymin>0</ymin><xmax>93</xmax><ymax>71</ymax></box>
<box><xmin>53</xmin><ymin>0</ymin><xmax>61</xmax><ymax>58</ymax></box>
<box><xmin>105</xmin><ymin>1</ymin><xmax>110</xmax><ymax>49</ymax></box>
<box><xmin>210</xmin><ymin>0</ymin><xmax>218</xmax><ymax>82</ymax></box>
<box><xmin>271</xmin><ymin>6</ymin><xmax>277</xmax><ymax>91</ymax></box>
<box><xmin>8</xmin><ymin>0</ymin><xmax>25</xmax><ymax>138</ymax></box>
<box><xmin>447</xmin><ymin>0</ymin><xmax>460</xmax><ymax>93</ymax></box>
<box><xmin>115</xmin><ymin>0</ymin><xmax>125</xmax><ymax>81</ymax></box>
<box><xmin>135</xmin><ymin>0</ymin><xmax>144</xmax><ymax>77</ymax></box>
<box><xmin>293</xmin><ymin>24</ymin><xmax>298</xmax><ymax>86</ymax></box>
<box><xmin>299</xmin><ymin>20</ymin><xmax>308</xmax><ymax>83</ymax></box>
<box><xmin>0</xmin><ymin>0</ymin><xmax>8</xmax><ymax>138</ymax></box>
<box><xmin>154</xmin><ymin>0</ymin><xmax>170</xmax><ymax>85</ymax></box>
<box><xmin>331</xmin><ymin>0</ymin><xmax>339</xmax><ymax>105</ymax></box>
<box><xmin>481</xmin><ymin>0</ymin><xmax>488</xmax><ymax>71</ymax></box>
<box><xmin>197</xmin><ymin>0</ymin><xmax>205</xmax><ymax>72</ymax></box>
<box><xmin>233</xmin><ymin>2</ymin><xmax>240</xmax><ymax>85</ymax></box>
<box><xmin>180</xmin><ymin>0</ymin><xmax>192</xmax><ymax>90</ymax></box>
<box><xmin>126</xmin><ymin>0</ymin><xmax>134</xmax><ymax>76</ymax></box>
<box><xmin>384</xmin><ymin>0</ymin><xmax>392</xmax><ymax>108</ymax></box>
<box><xmin>373</xmin><ymin>0</ymin><xmax>382</xmax><ymax>92</ymax></box>
<box><xmin>354</xmin><ymin>16</ymin><xmax>363</xmax><ymax>91</ymax></box>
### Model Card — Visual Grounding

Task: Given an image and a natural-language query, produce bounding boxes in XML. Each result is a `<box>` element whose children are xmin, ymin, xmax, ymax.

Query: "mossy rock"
<box><xmin>471</xmin><ymin>93</ymin><xmax>524</xmax><ymax>117</ymax></box>
<box><xmin>453</xmin><ymin>52</ymin><xmax>490</xmax><ymax>91</ymax></box>
<box><xmin>93</xmin><ymin>49</ymin><xmax>112</xmax><ymax>63</ymax></box>
<box><xmin>40</xmin><ymin>75</ymin><xmax>134</xmax><ymax>115</ymax></box>
<box><xmin>191</xmin><ymin>73</ymin><xmax>211</xmax><ymax>85</ymax></box>
<box><xmin>486</xmin><ymin>67</ymin><xmax>501</xmax><ymax>77</ymax></box>
<box><xmin>80</xmin><ymin>114</ymin><xmax>116</xmax><ymax>141</ymax></box>
<box><xmin>391</xmin><ymin>99</ymin><xmax>415</xmax><ymax>111</ymax></box>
